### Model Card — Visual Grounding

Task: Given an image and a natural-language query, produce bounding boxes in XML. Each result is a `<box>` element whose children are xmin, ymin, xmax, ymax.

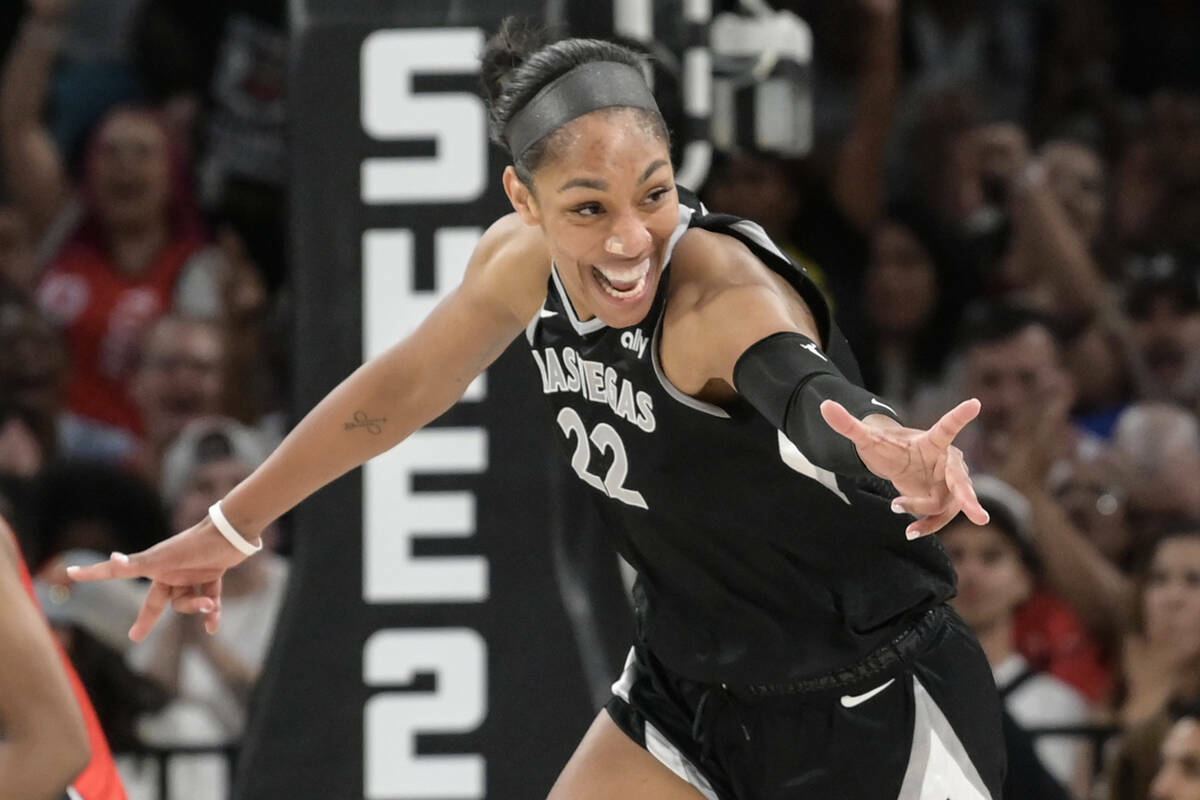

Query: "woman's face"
<box><xmin>944</xmin><ymin>522</ymin><xmax>1032</xmax><ymax>633</ymax></box>
<box><xmin>1042</xmin><ymin>141</ymin><xmax>1105</xmax><ymax>244</ymax></box>
<box><xmin>514</xmin><ymin>109</ymin><xmax>679</xmax><ymax>329</ymax></box>
<box><xmin>865</xmin><ymin>222</ymin><xmax>938</xmax><ymax>336</ymax></box>
<box><xmin>1143</xmin><ymin>535</ymin><xmax>1200</xmax><ymax>662</ymax></box>
<box><xmin>90</xmin><ymin>111</ymin><xmax>172</xmax><ymax>233</ymax></box>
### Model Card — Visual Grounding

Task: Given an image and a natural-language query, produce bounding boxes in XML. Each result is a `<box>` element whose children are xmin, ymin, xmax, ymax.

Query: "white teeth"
<box><xmin>599</xmin><ymin>273</ymin><xmax>647</xmax><ymax>299</ymax></box>
<box><xmin>597</xmin><ymin>258</ymin><xmax>651</xmax><ymax>285</ymax></box>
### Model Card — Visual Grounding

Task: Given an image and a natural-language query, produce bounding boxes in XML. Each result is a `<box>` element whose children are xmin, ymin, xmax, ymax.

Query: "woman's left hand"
<box><xmin>820</xmin><ymin>398</ymin><xmax>989</xmax><ymax>539</ymax></box>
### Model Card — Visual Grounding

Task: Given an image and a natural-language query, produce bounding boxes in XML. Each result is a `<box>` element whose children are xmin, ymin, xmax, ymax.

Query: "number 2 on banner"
<box><xmin>557</xmin><ymin>407</ymin><xmax>648</xmax><ymax>509</ymax></box>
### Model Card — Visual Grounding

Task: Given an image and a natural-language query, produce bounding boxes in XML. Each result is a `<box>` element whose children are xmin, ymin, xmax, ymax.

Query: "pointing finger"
<box><xmin>927</xmin><ymin>399</ymin><xmax>982</xmax><ymax>451</ymax></box>
<box><xmin>66</xmin><ymin>551</ymin><xmax>141</xmax><ymax>582</ymax></box>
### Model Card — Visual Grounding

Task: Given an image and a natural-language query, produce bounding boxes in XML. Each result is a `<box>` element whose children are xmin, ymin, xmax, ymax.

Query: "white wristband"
<box><xmin>208</xmin><ymin>502</ymin><xmax>263</xmax><ymax>556</ymax></box>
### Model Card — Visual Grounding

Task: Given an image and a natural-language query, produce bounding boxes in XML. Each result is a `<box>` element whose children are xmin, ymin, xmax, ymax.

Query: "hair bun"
<box><xmin>480</xmin><ymin>17</ymin><xmax>551</xmax><ymax>121</ymax></box>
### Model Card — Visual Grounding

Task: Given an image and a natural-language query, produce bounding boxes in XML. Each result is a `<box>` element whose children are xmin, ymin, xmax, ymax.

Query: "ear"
<box><xmin>503</xmin><ymin>166</ymin><xmax>541</xmax><ymax>226</ymax></box>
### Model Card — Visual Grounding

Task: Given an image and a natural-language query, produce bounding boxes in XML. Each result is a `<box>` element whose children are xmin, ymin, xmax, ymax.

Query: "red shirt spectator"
<box><xmin>1015</xmin><ymin>584</ymin><xmax>1114</xmax><ymax>705</ymax></box>
<box><xmin>34</xmin><ymin>108</ymin><xmax>220</xmax><ymax>437</ymax></box>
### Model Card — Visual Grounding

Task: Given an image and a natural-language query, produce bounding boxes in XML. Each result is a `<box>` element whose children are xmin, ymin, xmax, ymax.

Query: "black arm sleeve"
<box><xmin>732</xmin><ymin>331</ymin><xmax>902</xmax><ymax>477</ymax></box>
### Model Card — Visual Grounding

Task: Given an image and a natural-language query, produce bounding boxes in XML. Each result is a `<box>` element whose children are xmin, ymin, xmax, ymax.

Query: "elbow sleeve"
<box><xmin>733</xmin><ymin>332</ymin><xmax>901</xmax><ymax>477</ymax></box>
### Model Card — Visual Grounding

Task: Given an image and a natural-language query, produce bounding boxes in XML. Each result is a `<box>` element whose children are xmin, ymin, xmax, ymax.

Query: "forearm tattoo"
<box><xmin>344</xmin><ymin>410</ymin><xmax>386</xmax><ymax>435</ymax></box>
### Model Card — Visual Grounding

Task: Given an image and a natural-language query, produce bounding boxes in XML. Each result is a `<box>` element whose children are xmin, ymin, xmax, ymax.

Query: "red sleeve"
<box><xmin>1014</xmin><ymin>585</ymin><xmax>1114</xmax><ymax>705</ymax></box>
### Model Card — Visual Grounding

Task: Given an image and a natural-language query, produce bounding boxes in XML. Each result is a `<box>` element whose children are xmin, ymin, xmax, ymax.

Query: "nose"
<box><xmin>606</xmin><ymin>212</ymin><xmax>652</xmax><ymax>258</ymax></box>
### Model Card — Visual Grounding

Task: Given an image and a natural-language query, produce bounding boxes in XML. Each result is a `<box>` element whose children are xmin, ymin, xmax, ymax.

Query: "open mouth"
<box><xmin>591</xmin><ymin>257</ymin><xmax>652</xmax><ymax>302</ymax></box>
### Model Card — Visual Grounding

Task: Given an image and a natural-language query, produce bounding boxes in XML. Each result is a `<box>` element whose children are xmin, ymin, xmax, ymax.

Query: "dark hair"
<box><xmin>30</xmin><ymin>462</ymin><xmax>171</xmax><ymax>570</ymax></box>
<box><xmin>64</xmin><ymin>627</ymin><xmax>170</xmax><ymax>751</ymax></box>
<box><xmin>1130</xmin><ymin>522</ymin><xmax>1200</xmax><ymax>634</ymax></box>
<box><xmin>480</xmin><ymin>17</ymin><xmax>668</xmax><ymax>184</ymax></box>
<box><xmin>955</xmin><ymin>300</ymin><xmax>1066</xmax><ymax>359</ymax></box>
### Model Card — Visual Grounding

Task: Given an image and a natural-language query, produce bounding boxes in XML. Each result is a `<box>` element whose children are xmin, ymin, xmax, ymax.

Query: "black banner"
<box><xmin>236</xmin><ymin>3</ymin><xmax>625</xmax><ymax>797</ymax></box>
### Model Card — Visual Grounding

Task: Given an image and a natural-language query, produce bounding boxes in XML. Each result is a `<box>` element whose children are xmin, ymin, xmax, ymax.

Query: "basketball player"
<box><xmin>70</xmin><ymin>21</ymin><xmax>1006</xmax><ymax>799</ymax></box>
<box><xmin>0</xmin><ymin>517</ymin><xmax>128</xmax><ymax>800</ymax></box>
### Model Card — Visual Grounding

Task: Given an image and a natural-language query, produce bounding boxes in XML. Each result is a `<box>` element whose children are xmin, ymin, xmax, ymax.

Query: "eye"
<box><xmin>643</xmin><ymin>186</ymin><xmax>672</xmax><ymax>205</ymax></box>
<box><xmin>571</xmin><ymin>202</ymin><xmax>604</xmax><ymax>218</ymax></box>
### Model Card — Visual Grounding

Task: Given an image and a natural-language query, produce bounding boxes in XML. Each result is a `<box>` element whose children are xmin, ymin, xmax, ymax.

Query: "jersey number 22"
<box><xmin>557</xmin><ymin>407</ymin><xmax>648</xmax><ymax>509</ymax></box>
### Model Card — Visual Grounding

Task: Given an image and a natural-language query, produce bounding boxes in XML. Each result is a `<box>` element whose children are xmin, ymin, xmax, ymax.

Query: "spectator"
<box><xmin>1112</xmin><ymin>91</ymin><xmax>1200</xmax><ymax>257</ymax></box>
<box><xmin>1052</xmin><ymin>453</ymin><xmax>1134</xmax><ymax>574</ymax></box>
<box><xmin>851</xmin><ymin>201</ymin><xmax>974</xmax><ymax>416</ymax></box>
<box><xmin>1</xmin><ymin>0</ymin><xmax>225</xmax><ymax>444</ymax></box>
<box><xmin>942</xmin><ymin>475</ymin><xmax>1092</xmax><ymax>790</ymax></box>
<box><xmin>128</xmin><ymin>416</ymin><xmax>287</xmax><ymax>800</ymax></box>
<box><xmin>1122</xmin><ymin>257</ymin><xmax>1200</xmax><ymax>412</ymax></box>
<box><xmin>955</xmin><ymin>301</ymin><xmax>1100</xmax><ymax>475</ymax></box>
<box><xmin>1111</xmin><ymin>404</ymin><xmax>1200</xmax><ymax>550</ymax></box>
<box><xmin>0</xmin><ymin>289</ymin><xmax>142</xmax><ymax>465</ymax></box>
<box><xmin>128</xmin><ymin>314</ymin><xmax>225</xmax><ymax>476</ymax></box>
<box><xmin>1105</xmin><ymin>525</ymin><xmax>1200</xmax><ymax>800</ymax></box>
<box><xmin>1149</xmin><ymin>703</ymin><xmax>1200</xmax><ymax>800</ymax></box>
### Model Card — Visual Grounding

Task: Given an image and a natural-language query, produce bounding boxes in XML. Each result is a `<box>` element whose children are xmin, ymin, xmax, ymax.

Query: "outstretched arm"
<box><xmin>69</xmin><ymin>216</ymin><xmax>548</xmax><ymax>639</ymax></box>
<box><xmin>664</xmin><ymin>229</ymin><xmax>987</xmax><ymax>538</ymax></box>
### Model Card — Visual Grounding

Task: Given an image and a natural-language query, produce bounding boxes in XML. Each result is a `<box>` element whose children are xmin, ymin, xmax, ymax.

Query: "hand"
<box><xmin>65</xmin><ymin>518</ymin><xmax>251</xmax><ymax>641</ymax></box>
<box><xmin>994</xmin><ymin>387</ymin><xmax>1069</xmax><ymax>493</ymax></box>
<box><xmin>821</xmin><ymin>398</ymin><xmax>989</xmax><ymax>539</ymax></box>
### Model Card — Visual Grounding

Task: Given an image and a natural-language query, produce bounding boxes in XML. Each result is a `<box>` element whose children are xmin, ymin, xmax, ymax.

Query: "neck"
<box><xmin>974</xmin><ymin>617</ymin><xmax>1014</xmax><ymax>667</ymax></box>
<box><xmin>106</xmin><ymin>222</ymin><xmax>170</xmax><ymax>277</ymax></box>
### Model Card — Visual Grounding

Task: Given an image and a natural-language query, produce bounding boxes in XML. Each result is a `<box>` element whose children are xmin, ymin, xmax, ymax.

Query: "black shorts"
<box><xmin>605</xmin><ymin>605</ymin><xmax>1006</xmax><ymax>800</ymax></box>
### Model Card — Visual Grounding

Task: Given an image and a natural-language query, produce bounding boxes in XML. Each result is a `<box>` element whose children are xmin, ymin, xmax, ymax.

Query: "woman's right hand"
<box><xmin>66</xmin><ymin>518</ymin><xmax>253</xmax><ymax>641</ymax></box>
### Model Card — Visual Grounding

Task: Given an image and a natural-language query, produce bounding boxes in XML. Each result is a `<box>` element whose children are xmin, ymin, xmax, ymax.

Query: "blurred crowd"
<box><xmin>701</xmin><ymin>1</ymin><xmax>1200</xmax><ymax>798</ymax></box>
<box><xmin>0</xmin><ymin>0</ymin><xmax>288</xmax><ymax>797</ymax></box>
<box><xmin>2</xmin><ymin>0</ymin><xmax>1200</xmax><ymax>798</ymax></box>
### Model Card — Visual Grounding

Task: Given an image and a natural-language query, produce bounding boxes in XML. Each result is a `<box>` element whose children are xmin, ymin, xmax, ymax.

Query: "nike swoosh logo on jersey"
<box><xmin>839</xmin><ymin>677</ymin><xmax>896</xmax><ymax>708</ymax></box>
<box><xmin>539</xmin><ymin>308</ymin><xmax>557</xmax><ymax>318</ymax></box>
<box><xmin>870</xmin><ymin>397</ymin><xmax>897</xmax><ymax>415</ymax></box>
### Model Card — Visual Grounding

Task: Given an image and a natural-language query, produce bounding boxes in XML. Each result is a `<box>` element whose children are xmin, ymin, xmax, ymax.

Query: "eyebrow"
<box><xmin>557</xmin><ymin>159</ymin><xmax>670</xmax><ymax>193</ymax></box>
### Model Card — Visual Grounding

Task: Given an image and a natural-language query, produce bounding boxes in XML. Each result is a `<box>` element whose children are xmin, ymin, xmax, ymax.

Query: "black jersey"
<box><xmin>524</xmin><ymin>193</ymin><xmax>956</xmax><ymax>686</ymax></box>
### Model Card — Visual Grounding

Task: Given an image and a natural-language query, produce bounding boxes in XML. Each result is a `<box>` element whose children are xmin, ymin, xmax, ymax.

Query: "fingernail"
<box><xmin>981</xmin><ymin>511</ymin><xmax>991</xmax><ymax>524</ymax></box>
<box><xmin>906</xmin><ymin>527</ymin><xmax>920</xmax><ymax>541</ymax></box>
<box><xmin>891</xmin><ymin>501</ymin><xmax>905</xmax><ymax>514</ymax></box>
<box><xmin>65</xmin><ymin>565</ymin><xmax>79</xmax><ymax>577</ymax></box>
<box><xmin>110</xmin><ymin>551</ymin><xmax>129</xmax><ymax>564</ymax></box>
<box><xmin>128</xmin><ymin>626</ymin><xmax>137</xmax><ymax>639</ymax></box>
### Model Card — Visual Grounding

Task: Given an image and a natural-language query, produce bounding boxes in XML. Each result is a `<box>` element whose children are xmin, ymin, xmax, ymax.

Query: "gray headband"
<box><xmin>504</xmin><ymin>61</ymin><xmax>661</xmax><ymax>162</ymax></box>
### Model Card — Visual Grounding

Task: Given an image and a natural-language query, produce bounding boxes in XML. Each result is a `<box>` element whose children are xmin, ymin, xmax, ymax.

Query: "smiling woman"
<box><xmin>69</xmin><ymin>16</ymin><xmax>1005</xmax><ymax>800</ymax></box>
